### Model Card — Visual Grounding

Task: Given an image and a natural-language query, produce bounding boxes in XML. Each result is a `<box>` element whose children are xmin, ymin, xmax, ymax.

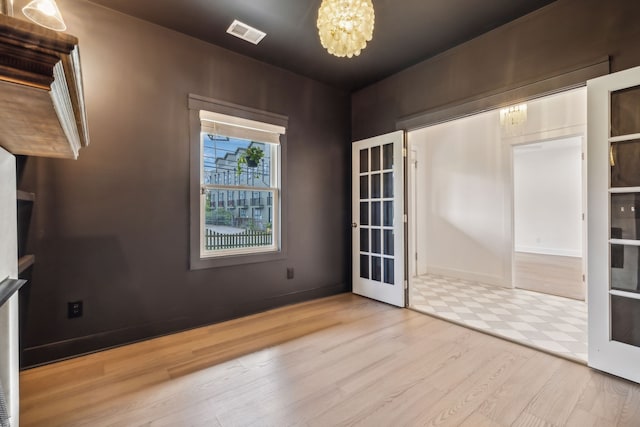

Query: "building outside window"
<box><xmin>198</xmin><ymin>109</ymin><xmax>284</xmax><ymax>258</ymax></box>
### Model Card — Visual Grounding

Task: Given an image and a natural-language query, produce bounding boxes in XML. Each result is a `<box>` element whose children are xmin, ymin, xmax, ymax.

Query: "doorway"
<box><xmin>407</xmin><ymin>87</ymin><xmax>588</xmax><ymax>362</ymax></box>
<box><xmin>512</xmin><ymin>137</ymin><xmax>585</xmax><ymax>301</ymax></box>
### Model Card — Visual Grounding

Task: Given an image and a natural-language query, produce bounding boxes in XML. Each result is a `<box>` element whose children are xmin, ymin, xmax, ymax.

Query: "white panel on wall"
<box><xmin>513</xmin><ymin>137</ymin><xmax>583</xmax><ymax>257</ymax></box>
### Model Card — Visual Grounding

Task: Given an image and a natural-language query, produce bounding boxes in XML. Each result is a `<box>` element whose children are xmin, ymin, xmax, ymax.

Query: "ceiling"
<box><xmin>87</xmin><ymin>0</ymin><xmax>557</xmax><ymax>91</ymax></box>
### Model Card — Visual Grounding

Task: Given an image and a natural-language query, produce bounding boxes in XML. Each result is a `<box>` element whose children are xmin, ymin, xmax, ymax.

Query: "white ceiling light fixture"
<box><xmin>226</xmin><ymin>20</ymin><xmax>266</xmax><ymax>45</ymax></box>
<box><xmin>22</xmin><ymin>0</ymin><xmax>67</xmax><ymax>31</ymax></box>
<box><xmin>317</xmin><ymin>0</ymin><xmax>375</xmax><ymax>58</ymax></box>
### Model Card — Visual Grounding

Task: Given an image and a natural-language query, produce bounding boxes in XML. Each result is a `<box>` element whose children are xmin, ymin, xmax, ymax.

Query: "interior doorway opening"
<box><xmin>407</xmin><ymin>87</ymin><xmax>588</xmax><ymax>362</ymax></box>
<box><xmin>512</xmin><ymin>137</ymin><xmax>585</xmax><ymax>301</ymax></box>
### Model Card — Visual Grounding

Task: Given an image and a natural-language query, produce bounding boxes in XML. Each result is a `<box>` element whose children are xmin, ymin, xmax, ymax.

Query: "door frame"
<box><xmin>407</xmin><ymin>147</ymin><xmax>419</xmax><ymax>282</ymax></box>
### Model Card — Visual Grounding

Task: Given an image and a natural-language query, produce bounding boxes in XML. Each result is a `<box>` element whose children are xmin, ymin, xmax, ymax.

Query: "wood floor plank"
<box><xmin>304</xmin><ymin>333</ymin><xmax>469</xmax><ymax>425</ymax></box>
<box><xmin>23</xmin><ymin>368</ymin><xmax>171</xmax><ymax>426</ymax></box>
<box><xmin>520</xmin><ymin>360</ymin><xmax>592</xmax><ymax>426</ymax></box>
<box><xmin>565</xmin><ymin>407</ymin><xmax>611</xmax><ymax>427</ymax></box>
<box><xmin>459</xmin><ymin>412</ymin><xmax>504</xmax><ymax>427</ymax></box>
<box><xmin>20</xmin><ymin>359</ymin><xmax>105</xmax><ymax>402</ymax></box>
<box><xmin>477</xmin><ymin>351</ymin><xmax>564</xmax><ymax>425</ymax></box>
<box><xmin>512</xmin><ymin>411</ymin><xmax>555</xmax><ymax>427</ymax></box>
<box><xmin>77</xmin><ymin>361</ymin><xmax>247</xmax><ymax>427</ymax></box>
<box><xmin>618</xmin><ymin>383</ymin><xmax>640</xmax><ymax>427</ymax></box>
<box><xmin>410</xmin><ymin>347</ymin><xmax>531</xmax><ymax>426</ymax></box>
<box><xmin>229</xmin><ymin>315</ymin><xmax>417</xmax><ymax>422</ymax></box>
<box><xmin>335</xmin><ymin>324</ymin><xmax>469</xmax><ymax>396</ymax></box>
<box><xmin>19</xmin><ymin>293</ymin><xmax>640</xmax><ymax>427</ymax></box>
<box><xmin>572</xmin><ymin>370</ymin><xmax>629</xmax><ymax>424</ymax></box>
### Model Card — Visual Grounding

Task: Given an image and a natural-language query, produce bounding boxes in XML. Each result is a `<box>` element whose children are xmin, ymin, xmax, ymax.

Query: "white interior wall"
<box><xmin>408</xmin><ymin>87</ymin><xmax>586</xmax><ymax>287</ymax></box>
<box><xmin>513</xmin><ymin>137</ymin><xmax>583</xmax><ymax>257</ymax></box>
<box><xmin>409</xmin><ymin>109</ymin><xmax>509</xmax><ymax>286</ymax></box>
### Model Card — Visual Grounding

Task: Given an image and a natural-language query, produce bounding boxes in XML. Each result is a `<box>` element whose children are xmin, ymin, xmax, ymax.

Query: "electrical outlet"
<box><xmin>287</xmin><ymin>267</ymin><xmax>294</xmax><ymax>279</ymax></box>
<box><xmin>68</xmin><ymin>300</ymin><xmax>83</xmax><ymax>319</ymax></box>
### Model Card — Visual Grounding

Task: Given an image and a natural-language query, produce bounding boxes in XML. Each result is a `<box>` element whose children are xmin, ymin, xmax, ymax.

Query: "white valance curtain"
<box><xmin>200</xmin><ymin>110</ymin><xmax>285</xmax><ymax>145</ymax></box>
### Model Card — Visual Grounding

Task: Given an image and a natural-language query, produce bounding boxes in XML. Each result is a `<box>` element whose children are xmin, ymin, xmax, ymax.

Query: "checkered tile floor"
<box><xmin>410</xmin><ymin>274</ymin><xmax>587</xmax><ymax>363</ymax></box>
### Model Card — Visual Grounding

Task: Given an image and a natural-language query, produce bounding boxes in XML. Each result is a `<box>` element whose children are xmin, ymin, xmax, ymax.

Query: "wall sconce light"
<box><xmin>22</xmin><ymin>0</ymin><xmax>66</xmax><ymax>31</ymax></box>
<box><xmin>500</xmin><ymin>103</ymin><xmax>528</xmax><ymax>137</ymax></box>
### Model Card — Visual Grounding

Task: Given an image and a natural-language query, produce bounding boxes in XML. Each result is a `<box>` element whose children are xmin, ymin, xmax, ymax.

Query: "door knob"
<box><xmin>351</xmin><ymin>222</ymin><xmax>358</xmax><ymax>228</ymax></box>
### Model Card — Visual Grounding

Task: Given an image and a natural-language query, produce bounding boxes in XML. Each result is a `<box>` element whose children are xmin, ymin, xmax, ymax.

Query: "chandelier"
<box><xmin>500</xmin><ymin>104</ymin><xmax>528</xmax><ymax>137</ymax></box>
<box><xmin>317</xmin><ymin>0</ymin><xmax>375</xmax><ymax>58</ymax></box>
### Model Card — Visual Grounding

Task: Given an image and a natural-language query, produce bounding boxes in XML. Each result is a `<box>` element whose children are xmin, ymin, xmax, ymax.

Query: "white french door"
<box><xmin>352</xmin><ymin>131</ymin><xmax>405</xmax><ymax>307</ymax></box>
<box><xmin>0</xmin><ymin>148</ymin><xmax>19</xmax><ymax>426</ymax></box>
<box><xmin>588</xmin><ymin>66</ymin><xmax>640</xmax><ymax>383</ymax></box>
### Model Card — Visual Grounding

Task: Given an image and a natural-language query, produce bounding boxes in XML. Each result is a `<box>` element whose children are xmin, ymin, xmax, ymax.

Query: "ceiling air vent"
<box><xmin>226</xmin><ymin>20</ymin><xmax>266</xmax><ymax>45</ymax></box>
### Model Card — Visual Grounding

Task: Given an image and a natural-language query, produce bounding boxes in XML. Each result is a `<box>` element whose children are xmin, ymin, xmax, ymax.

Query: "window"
<box><xmin>189</xmin><ymin>95</ymin><xmax>288</xmax><ymax>269</ymax></box>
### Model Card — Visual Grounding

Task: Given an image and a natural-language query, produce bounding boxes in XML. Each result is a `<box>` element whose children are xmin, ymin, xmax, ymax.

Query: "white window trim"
<box><xmin>189</xmin><ymin>94</ymin><xmax>289</xmax><ymax>270</ymax></box>
<box><xmin>200</xmin><ymin>110</ymin><xmax>285</xmax><ymax>137</ymax></box>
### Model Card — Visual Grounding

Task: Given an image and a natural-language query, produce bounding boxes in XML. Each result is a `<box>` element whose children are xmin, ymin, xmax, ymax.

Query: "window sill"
<box><xmin>189</xmin><ymin>249</ymin><xmax>287</xmax><ymax>270</ymax></box>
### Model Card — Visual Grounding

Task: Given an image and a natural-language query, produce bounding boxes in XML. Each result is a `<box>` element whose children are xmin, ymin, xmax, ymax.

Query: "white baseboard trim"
<box><xmin>515</xmin><ymin>245</ymin><xmax>581</xmax><ymax>258</ymax></box>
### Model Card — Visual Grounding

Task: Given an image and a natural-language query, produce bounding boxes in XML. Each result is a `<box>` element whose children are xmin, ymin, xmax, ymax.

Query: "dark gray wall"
<box><xmin>19</xmin><ymin>0</ymin><xmax>351</xmax><ymax>366</ymax></box>
<box><xmin>352</xmin><ymin>0</ymin><xmax>640</xmax><ymax>140</ymax></box>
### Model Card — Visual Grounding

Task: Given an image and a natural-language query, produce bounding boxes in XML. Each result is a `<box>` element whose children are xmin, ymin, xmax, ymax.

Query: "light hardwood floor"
<box><xmin>21</xmin><ymin>294</ymin><xmax>639</xmax><ymax>426</ymax></box>
<box><xmin>514</xmin><ymin>252</ymin><xmax>585</xmax><ymax>300</ymax></box>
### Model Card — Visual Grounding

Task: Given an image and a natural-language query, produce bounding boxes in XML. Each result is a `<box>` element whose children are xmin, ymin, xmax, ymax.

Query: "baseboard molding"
<box><xmin>21</xmin><ymin>283</ymin><xmax>348</xmax><ymax>369</ymax></box>
<box><xmin>515</xmin><ymin>246</ymin><xmax>581</xmax><ymax>258</ymax></box>
<box><xmin>426</xmin><ymin>266</ymin><xmax>510</xmax><ymax>288</ymax></box>
<box><xmin>21</xmin><ymin>317</ymin><xmax>191</xmax><ymax>369</ymax></box>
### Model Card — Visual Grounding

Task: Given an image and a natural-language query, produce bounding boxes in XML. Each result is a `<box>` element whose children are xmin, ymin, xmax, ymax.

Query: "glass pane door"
<box><xmin>608</xmin><ymin>85</ymin><xmax>640</xmax><ymax>351</ymax></box>
<box><xmin>588</xmin><ymin>66</ymin><xmax>640</xmax><ymax>384</ymax></box>
<box><xmin>358</xmin><ymin>143</ymin><xmax>395</xmax><ymax>285</ymax></box>
<box><xmin>352</xmin><ymin>131</ymin><xmax>405</xmax><ymax>307</ymax></box>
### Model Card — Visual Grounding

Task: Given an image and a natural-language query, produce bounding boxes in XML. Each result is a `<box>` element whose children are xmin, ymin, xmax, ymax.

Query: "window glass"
<box><xmin>200</xmin><ymin>127</ymin><xmax>279</xmax><ymax>257</ymax></box>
